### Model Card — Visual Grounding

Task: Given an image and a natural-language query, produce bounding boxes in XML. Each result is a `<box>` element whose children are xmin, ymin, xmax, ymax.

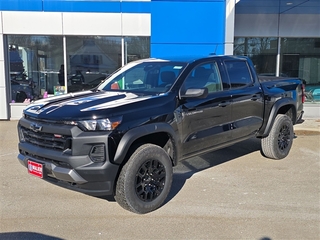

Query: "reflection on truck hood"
<box><xmin>24</xmin><ymin>90</ymin><xmax>163</xmax><ymax>120</ymax></box>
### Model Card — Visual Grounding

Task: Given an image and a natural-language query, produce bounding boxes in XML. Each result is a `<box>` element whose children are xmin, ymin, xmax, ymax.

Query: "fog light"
<box><xmin>89</xmin><ymin>144</ymin><xmax>105</xmax><ymax>162</ymax></box>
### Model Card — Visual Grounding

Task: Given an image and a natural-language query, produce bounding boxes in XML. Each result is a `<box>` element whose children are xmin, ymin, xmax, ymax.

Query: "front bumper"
<box><xmin>18</xmin><ymin>152</ymin><xmax>119</xmax><ymax>196</ymax></box>
<box><xmin>17</xmin><ymin>117</ymin><xmax>120</xmax><ymax>196</ymax></box>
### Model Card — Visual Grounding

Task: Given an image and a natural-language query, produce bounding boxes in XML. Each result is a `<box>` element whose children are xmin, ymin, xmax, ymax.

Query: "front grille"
<box><xmin>20</xmin><ymin>126</ymin><xmax>71</xmax><ymax>151</ymax></box>
<box><xmin>21</xmin><ymin>151</ymin><xmax>72</xmax><ymax>169</ymax></box>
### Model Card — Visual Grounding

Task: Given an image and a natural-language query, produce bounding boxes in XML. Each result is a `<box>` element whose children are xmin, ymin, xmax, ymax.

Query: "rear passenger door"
<box><xmin>223</xmin><ymin>60</ymin><xmax>264</xmax><ymax>140</ymax></box>
<box><xmin>178</xmin><ymin>61</ymin><xmax>233</xmax><ymax>157</ymax></box>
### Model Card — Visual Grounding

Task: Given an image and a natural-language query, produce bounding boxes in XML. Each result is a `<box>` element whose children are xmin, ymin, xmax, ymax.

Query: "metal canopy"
<box><xmin>236</xmin><ymin>0</ymin><xmax>320</xmax><ymax>14</ymax></box>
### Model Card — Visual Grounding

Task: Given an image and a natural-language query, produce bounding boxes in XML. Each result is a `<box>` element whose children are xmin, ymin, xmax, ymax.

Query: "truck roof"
<box><xmin>144</xmin><ymin>55</ymin><xmax>249</xmax><ymax>63</ymax></box>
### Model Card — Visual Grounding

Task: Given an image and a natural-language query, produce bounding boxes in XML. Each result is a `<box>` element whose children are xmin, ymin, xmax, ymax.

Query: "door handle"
<box><xmin>218</xmin><ymin>101</ymin><xmax>230</xmax><ymax>107</ymax></box>
<box><xmin>251</xmin><ymin>95</ymin><xmax>260</xmax><ymax>101</ymax></box>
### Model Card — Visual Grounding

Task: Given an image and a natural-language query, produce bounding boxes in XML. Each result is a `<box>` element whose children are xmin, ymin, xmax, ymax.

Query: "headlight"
<box><xmin>78</xmin><ymin>116</ymin><xmax>122</xmax><ymax>131</ymax></box>
<box><xmin>18</xmin><ymin>126</ymin><xmax>25</xmax><ymax>142</ymax></box>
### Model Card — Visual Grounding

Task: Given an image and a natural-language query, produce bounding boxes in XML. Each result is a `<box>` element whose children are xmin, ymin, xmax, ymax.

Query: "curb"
<box><xmin>294</xmin><ymin>119</ymin><xmax>320</xmax><ymax>133</ymax></box>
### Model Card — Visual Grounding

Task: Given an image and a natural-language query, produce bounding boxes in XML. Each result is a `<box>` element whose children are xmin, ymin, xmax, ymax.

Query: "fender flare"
<box><xmin>260</xmin><ymin>98</ymin><xmax>296</xmax><ymax>137</ymax></box>
<box><xmin>113</xmin><ymin>123</ymin><xmax>178</xmax><ymax>165</ymax></box>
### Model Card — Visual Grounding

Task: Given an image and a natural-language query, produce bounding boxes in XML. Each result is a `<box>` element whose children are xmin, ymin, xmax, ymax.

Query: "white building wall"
<box><xmin>2</xmin><ymin>12</ymin><xmax>63</xmax><ymax>35</ymax></box>
<box><xmin>0</xmin><ymin>11</ymin><xmax>9</xmax><ymax>119</ymax></box>
<box><xmin>1</xmin><ymin>11</ymin><xmax>151</xmax><ymax>36</ymax></box>
<box><xmin>122</xmin><ymin>13</ymin><xmax>150</xmax><ymax>36</ymax></box>
<box><xmin>225</xmin><ymin>0</ymin><xmax>236</xmax><ymax>54</ymax></box>
<box><xmin>63</xmin><ymin>13</ymin><xmax>122</xmax><ymax>36</ymax></box>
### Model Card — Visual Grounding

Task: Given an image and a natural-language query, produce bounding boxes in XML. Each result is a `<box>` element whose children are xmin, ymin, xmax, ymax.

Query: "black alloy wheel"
<box><xmin>278</xmin><ymin>124</ymin><xmax>291</xmax><ymax>151</ymax></box>
<box><xmin>261</xmin><ymin>114</ymin><xmax>294</xmax><ymax>160</ymax></box>
<box><xmin>115</xmin><ymin>144</ymin><xmax>173</xmax><ymax>214</ymax></box>
<box><xmin>135</xmin><ymin>159</ymin><xmax>166</xmax><ymax>202</ymax></box>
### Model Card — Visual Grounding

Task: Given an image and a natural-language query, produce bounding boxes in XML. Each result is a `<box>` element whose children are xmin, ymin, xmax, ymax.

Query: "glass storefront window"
<box><xmin>125</xmin><ymin>36</ymin><xmax>150</xmax><ymax>64</ymax></box>
<box><xmin>8</xmin><ymin>35</ymin><xmax>63</xmax><ymax>102</ymax></box>
<box><xmin>280</xmin><ymin>38</ymin><xmax>320</xmax><ymax>102</ymax></box>
<box><xmin>7</xmin><ymin>35</ymin><xmax>151</xmax><ymax>99</ymax></box>
<box><xmin>66</xmin><ymin>36</ymin><xmax>122</xmax><ymax>93</ymax></box>
<box><xmin>234</xmin><ymin>37</ymin><xmax>278</xmax><ymax>76</ymax></box>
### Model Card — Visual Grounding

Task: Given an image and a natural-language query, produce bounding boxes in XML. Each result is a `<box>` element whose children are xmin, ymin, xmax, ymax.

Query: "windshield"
<box><xmin>97</xmin><ymin>60</ymin><xmax>187</xmax><ymax>93</ymax></box>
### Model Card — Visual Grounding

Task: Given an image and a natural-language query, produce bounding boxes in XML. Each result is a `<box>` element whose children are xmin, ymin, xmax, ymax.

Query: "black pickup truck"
<box><xmin>17</xmin><ymin>55</ymin><xmax>304</xmax><ymax>214</ymax></box>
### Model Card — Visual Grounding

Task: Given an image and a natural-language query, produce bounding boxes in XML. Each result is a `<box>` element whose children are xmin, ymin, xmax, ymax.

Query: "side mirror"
<box><xmin>180</xmin><ymin>88</ymin><xmax>208</xmax><ymax>99</ymax></box>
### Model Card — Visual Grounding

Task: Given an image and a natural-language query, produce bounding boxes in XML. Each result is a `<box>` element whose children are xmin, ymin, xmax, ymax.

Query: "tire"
<box><xmin>115</xmin><ymin>144</ymin><xmax>173</xmax><ymax>214</ymax></box>
<box><xmin>261</xmin><ymin>114</ymin><xmax>294</xmax><ymax>160</ymax></box>
<box><xmin>16</xmin><ymin>91</ymin><xmax>27</xmax><ymax>103</ymax></box>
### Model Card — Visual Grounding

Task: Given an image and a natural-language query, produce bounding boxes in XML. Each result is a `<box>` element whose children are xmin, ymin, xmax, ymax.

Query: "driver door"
<box><xmin>177</xmin><ymin>61</ymin><xmax>233</xmax><ymax>157</ymax></box>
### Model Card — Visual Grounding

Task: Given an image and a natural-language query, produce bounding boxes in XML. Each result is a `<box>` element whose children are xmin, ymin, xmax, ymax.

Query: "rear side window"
<box><xmin>224</xmin><ymin>61</ymin><xmax>253</xmax><ymax>89</ymax></box>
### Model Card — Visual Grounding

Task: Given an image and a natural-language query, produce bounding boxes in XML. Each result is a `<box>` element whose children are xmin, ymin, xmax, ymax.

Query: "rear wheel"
<box><xmin>115</xmin><ymin>144</ymin><xmax>173</xmax><ymax>214</ymax></box>
<box><xmin>261</xmin><ymin>114</ymin><xmax>294</xmax><ymax>159</ymax></box>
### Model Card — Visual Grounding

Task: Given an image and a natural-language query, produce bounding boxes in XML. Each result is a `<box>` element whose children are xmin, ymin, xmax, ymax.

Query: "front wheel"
<box><xmin>115</xmin><ymin>144</ymin><xmax>173</xmax><ymax>214</ymax></box>
<box><xmin>261</xmin><ymin>114</ymin><xmax>294</xmax><ymax>160</ymax></box>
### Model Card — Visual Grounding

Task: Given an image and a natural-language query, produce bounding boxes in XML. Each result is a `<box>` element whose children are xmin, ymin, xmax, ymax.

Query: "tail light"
<box><xmin>301</xmin><ymin>83</ymin><xmax>306</xmax><ymax>103</ymax></box>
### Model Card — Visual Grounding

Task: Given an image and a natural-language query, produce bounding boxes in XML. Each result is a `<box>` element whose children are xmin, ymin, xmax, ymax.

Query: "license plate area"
<box><xmin>27</xmin><ymin>160</ymin><xmax>43</xmax><ymax>178</ymax></box>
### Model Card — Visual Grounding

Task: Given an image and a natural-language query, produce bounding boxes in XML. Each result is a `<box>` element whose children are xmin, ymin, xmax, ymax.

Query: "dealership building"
<box><xmin>0</xmin><ymin>0</ymin><xmax>319</xmax><ymax>120</ymax></box>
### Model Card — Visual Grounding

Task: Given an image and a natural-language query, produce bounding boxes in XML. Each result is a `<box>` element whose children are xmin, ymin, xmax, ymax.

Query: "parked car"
<box><xmin>311</xmin><ymin>88</ymin><xmax>320</xmax><ymax>101</ymax></box>
<box><xmin>67</xmin><ymin>76</ymin><xmax>107</xmax><ymax>92</ymax></box>
<box><xmin>305</xmin><ymin>85</ymin><xmax>320</xmax><ymax>102</ymax></box>
<box><xmin>10</xmin><ymin>72</ymin><xmax>35</xmax><ymax>102</ymax></box>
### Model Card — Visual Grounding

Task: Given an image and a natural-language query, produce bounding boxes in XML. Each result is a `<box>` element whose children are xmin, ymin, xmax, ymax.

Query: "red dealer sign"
<box><xmin>28</xmin><ymin>160</ymin><xmax>43</xmax><ymax>178</ymax></box>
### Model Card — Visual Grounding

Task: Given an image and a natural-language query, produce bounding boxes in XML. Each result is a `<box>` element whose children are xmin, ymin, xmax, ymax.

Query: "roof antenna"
<box><xmin>209</xmin><ymin>45</ymin><xmax>218</xmax><ymax>55</ymax></box>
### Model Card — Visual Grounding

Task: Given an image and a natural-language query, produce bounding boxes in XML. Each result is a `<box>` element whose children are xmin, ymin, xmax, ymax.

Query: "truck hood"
<box><xmin>24</xmin><ymin>90</ymin><xmax>168</xmax><ymax>120</ymax></box>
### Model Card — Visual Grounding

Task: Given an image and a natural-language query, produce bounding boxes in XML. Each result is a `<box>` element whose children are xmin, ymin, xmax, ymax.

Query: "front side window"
<box><xmin>183</xmin><ymin>62</ymin><xmax>223</xmax><ymax>93</ymax></box>
<box><xmin>98</xmin><ymin>61</ymin><xmax>187</xmax><ymax>93</ymax></box>
<box><xmin>224</xmin><ymin>61</ymin><xmax>253</xmax><ymax>88</ymax></box>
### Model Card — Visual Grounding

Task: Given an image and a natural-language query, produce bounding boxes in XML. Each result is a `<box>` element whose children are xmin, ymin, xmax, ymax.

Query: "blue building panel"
<box><xmin>0</xmin><ymin>0</ymin><xmax>43</xmax><ymax>11</ymax></box>
<box><xmin>43</xmin><ymin>0</ymin><xmax>121</xmax><ymax>13</ymax></box>
<box><xmin>152</xmin><ymin>0</ymin><xmax>224</xmax><ymax>2</ymax></box>
<box><xmin>0</xmin><ymin>0</ymin><xmax>228</xmax><ymax>58</ymax></box>
<box><xmin>0</xmin><ymin>0</ymin><xmax>151</xmax><ymax>13</ymax></box>
<box><xmin>151</xmin><ymin>0</ymin><xmax>226</xmax><ymax>57</ymax></box>
<box><xmin>121</xmin><ymin>2</ymin><xmax>150</xmax><ymax>13</ymax></box>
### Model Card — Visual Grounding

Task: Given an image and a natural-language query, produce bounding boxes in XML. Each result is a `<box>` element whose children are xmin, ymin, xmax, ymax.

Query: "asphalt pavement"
<box><xmin>0</xmin><ymin>116</ymin><xmax>319</xmax><ymax>240</ymax></box>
